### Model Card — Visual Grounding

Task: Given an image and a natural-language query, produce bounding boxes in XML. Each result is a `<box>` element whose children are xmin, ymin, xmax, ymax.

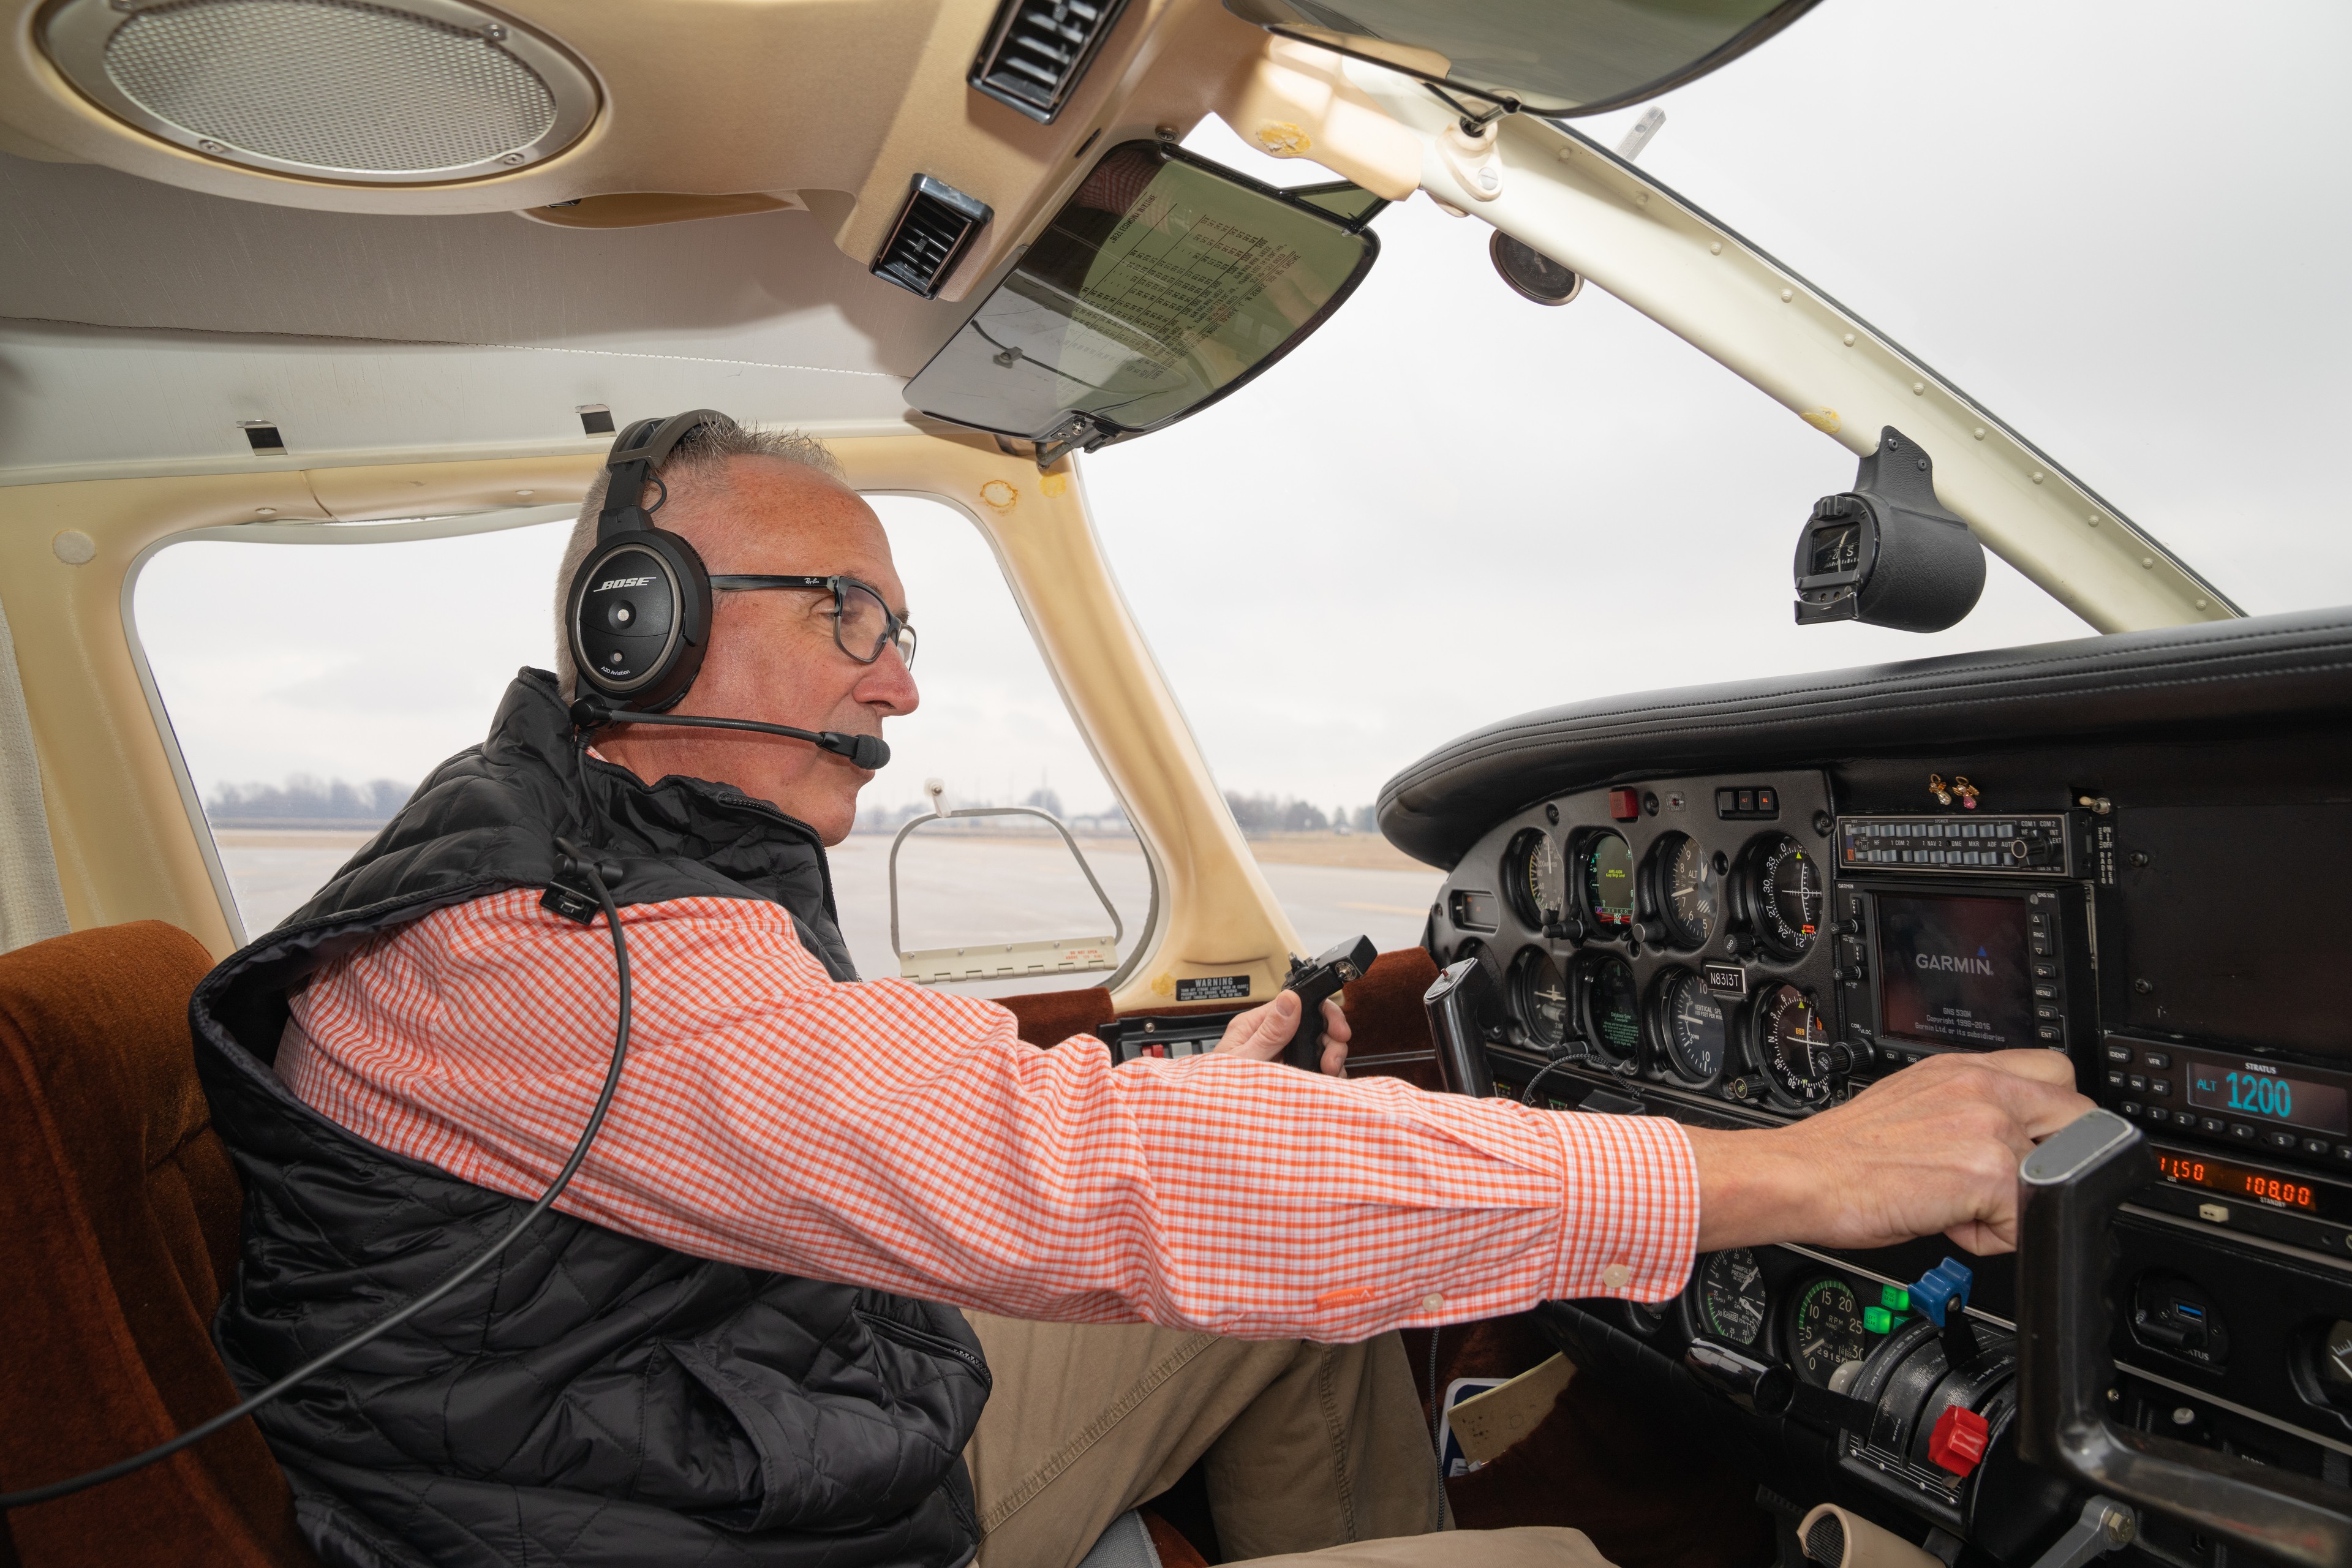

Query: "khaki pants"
<box><xmin>965</xmin><ymin>1314</ymin><xmax>1614</xmax><ymax>1568</ymax></box>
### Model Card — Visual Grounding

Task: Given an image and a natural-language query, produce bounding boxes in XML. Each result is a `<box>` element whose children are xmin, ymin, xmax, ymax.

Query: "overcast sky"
<box><xmin>136</xmin><ymin>1</ymin><xmax>2351</xmax><ymax>824</ymax></box>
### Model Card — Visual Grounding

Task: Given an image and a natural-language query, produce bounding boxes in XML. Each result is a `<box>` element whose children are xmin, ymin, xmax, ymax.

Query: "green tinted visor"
<box><xmin>1222</xmin><ymin>0</ymin><xmax>1820</xmax><ymax>118</ymax></box>
<box><xmin>903</xmin><ymin>141</ymin><xmax>1382</xmax><ymax>467</ymax></box>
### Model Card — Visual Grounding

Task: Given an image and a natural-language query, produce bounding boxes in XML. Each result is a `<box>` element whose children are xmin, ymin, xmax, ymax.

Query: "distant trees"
<box><xmin>206</xmin><ymin>775</ymin><xmax>412</xmax><ymax>826</ymax></box>
<box><xmin>1221</xmin><ymin>794</ymin><xmax>1378</xmax><ymax>836</ymax></box>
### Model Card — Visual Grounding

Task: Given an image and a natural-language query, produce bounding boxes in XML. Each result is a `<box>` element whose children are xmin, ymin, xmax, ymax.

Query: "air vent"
<box><xmin>871</xmin><ymin>176</ymin><xmax>993</xmax><ymax>300</ymax></box>
<box><xmin>969</xmin><ymin>0</ymin><xmax>1134</xmax><ymax>124</ymax></box>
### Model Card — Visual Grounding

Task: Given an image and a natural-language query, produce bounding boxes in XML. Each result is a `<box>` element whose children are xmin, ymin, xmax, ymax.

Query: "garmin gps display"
<box><xmin>1874</xmin><ymin>892</ymin><xmax>2033</xmax><ymax>1049</ymax></box>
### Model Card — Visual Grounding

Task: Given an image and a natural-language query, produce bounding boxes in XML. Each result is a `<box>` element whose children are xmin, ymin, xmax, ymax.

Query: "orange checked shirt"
<box><xmin>278</xmin><ymin>888</ymin><xmax>1700</xmax><ymax>1340</ymax></box>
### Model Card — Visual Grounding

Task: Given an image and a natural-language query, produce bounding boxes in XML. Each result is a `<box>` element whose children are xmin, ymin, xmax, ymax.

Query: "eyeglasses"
<box><xmin>707</xmin><ymin>574</ymin><xmax>918</xmax><ymax>671</ymax></box>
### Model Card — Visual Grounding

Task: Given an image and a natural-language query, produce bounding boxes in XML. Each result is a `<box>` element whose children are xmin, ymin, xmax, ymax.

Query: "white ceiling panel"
<box><xmin>0</xmin><ymin>317</ymin><xmax>917</xmax><ymax>481</ymax></box>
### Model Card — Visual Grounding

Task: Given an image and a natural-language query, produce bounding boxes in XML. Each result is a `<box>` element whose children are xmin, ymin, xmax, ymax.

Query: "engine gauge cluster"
<box><xmin>1651</xmin><ymin>1249</ymin><xmax>1902</xmax><ymax>1396</ymax></box>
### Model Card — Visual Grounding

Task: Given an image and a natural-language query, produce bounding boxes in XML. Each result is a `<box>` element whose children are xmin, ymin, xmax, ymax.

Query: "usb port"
<box><xmin>2171</xmin><ymin>1300</ymin><xmax>2206</xmax><ymax>1322</ymax></box>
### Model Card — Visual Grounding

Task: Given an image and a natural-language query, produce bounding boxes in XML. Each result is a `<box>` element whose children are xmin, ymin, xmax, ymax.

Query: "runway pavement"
<box><xmin>213</xmin><ymin>829</ymin><xmax>1445</xmax><ymax>998</ymax></box>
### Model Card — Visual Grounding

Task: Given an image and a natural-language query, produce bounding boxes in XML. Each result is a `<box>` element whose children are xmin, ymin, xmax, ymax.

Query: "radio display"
<box><xmin>2183</xmin><ymin>1051</ymin><xmax>2349</xmax><ymax>1136</ymax></box>
<box><xmin>1874</xmin><ymin>893</ymin><xmax>2034</xmax><ymax>1049</ymax></box>
<box><xmin>2156</xmin><ymin>1150</ymin><xmax>2321</xmax><ymax>1213</ymax></box>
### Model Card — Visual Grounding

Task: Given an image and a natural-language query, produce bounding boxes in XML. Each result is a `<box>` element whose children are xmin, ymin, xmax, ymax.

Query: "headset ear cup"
<box><xmin>568</xmin><ymin>529</ymin><xmax>713</xmax><ymax>711</ymax></box>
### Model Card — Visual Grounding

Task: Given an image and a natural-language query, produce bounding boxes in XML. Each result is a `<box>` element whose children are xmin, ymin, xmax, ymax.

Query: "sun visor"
<box><xmin>1221</xmin><ymin>0</ymin><xmax>1820</xmax><ymax>118</ymax></box>
<box><xmin>903</xmin><ymin>141</ymin><xmax>1381</xmax><ymax>468</ymax></box>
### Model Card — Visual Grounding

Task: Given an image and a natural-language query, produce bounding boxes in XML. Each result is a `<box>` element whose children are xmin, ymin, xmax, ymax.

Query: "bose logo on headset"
<box><xmin>596</xmin><ymin>576</ymin><xmax>658</xmax><ymax>590</ymax></box>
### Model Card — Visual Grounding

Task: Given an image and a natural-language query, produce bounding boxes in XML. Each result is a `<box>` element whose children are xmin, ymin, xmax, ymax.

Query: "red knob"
<box><xmin>1929</xmin><ymin>1405</ymin><xmax>1991</xmax><ymax>1477</ymax></box>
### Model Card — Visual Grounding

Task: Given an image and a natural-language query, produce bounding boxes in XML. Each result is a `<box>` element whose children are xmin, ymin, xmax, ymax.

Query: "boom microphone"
<box><xmin>570</xmin><ymin>698</ymin><xmax>891</xmax><ymax>770</ymax></box>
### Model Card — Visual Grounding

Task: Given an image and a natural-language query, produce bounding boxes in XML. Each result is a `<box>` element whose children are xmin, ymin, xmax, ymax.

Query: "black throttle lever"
<box><xmin>1279</xmin><ymin>935</ymin><xmax>1376</xmax><ymax>1072</ymax></box>
<box><xmin>2016</xmin><ymin>1109</ymin><xmax>2352</xmax><ymax>1568</ymax></box>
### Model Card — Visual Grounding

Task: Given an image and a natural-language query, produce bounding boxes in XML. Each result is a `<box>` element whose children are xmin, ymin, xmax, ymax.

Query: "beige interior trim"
<box><xmin>1</xmin><ymin>432</ymin><xmax>1301</xmax><ymax>998</ymax></box>
<box><xmin>0</xmin><ymin>470</ymin><xmax>330</xmax><ymax>951</ymax></box>
<box><xmin>0</xmin><ymin>0</ymin><xmax>1272</xmax><ymax>301</ymax></box>
<box><xmin>0</xmin><ymin>587</ymin><xmax>70</xmax><ymax>952</ymax></box>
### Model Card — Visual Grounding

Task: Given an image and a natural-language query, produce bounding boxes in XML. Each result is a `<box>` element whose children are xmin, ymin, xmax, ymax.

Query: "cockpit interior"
<box><xmin>4</xmin><ymin>2</ymin><xmax>2351</xmax><ymax>1567</ymax></box>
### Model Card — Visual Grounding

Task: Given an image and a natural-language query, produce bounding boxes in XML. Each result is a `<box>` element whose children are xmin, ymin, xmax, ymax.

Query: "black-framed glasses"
<box><xmin>708</xmin><ymin>574</ymin><xmax>918</xmax><ymax>671</ymax></box>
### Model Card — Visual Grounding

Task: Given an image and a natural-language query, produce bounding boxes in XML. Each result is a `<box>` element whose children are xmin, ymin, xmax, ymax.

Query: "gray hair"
<box><xmin>552</xmin><ymin>420</ymin><xmax>845</xmax><ymax>699</ymax></box>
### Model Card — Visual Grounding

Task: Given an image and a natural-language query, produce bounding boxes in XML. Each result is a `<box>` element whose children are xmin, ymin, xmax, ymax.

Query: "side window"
<box><xmin>855</xmin><ymin>497</ymin><xmax>1150</xmax><ymax>996</ymax></box>
<box><xmin>134</xmin><ymin>516</ymin><xmax>573</xmax><ymax>939</ymax></box>
<box><xmin>132</xmin><ymin>498</ymin><xmax>1149</xmax><ymax>992</ymax></box>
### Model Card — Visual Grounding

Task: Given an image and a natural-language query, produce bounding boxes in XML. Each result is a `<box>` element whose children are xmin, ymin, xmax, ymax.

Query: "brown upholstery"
<box><xmin>0</xmin><ymin>921</ymin><xmax>317</xmax><ymax>1568</ymax></box>
<box><xmin>998</xmin><ymin>985</ymin><xmax>1117</xmax><ymax>1048</ymax></box>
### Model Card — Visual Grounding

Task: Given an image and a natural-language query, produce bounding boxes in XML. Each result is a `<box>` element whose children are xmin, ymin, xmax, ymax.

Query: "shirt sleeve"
<box><xmin>281</xmin><ymin>889</ymin><xmax>1700</xmax><ymax>1340</ymax></box>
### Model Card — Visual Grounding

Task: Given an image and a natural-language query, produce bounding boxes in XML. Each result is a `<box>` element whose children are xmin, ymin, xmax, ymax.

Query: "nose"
<box><xmin>858</xmin><ymin>643</ymin><xmax>919</xmax><ymax>716</ymax></box>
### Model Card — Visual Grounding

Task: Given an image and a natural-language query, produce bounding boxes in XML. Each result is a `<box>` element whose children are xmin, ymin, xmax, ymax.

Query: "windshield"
<box><xmin>1564</xmin><ymin>0</ymin><xmax>2352</xmax><ymax>615</ymax></box>
<box><xmin>1079</xmin><ymin>15</ymin><xmax>2346</xmax><ymax>880</ymax></box>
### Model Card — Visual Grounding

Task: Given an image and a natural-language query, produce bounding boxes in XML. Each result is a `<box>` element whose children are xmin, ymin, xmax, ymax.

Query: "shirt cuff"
<box><xmin>1548</xmin><ymin>1111</ymin><xmax>1700</xmax><ymax>1303</ymax></box>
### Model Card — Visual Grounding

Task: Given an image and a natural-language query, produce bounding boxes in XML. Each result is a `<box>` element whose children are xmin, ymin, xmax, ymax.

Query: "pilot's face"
<box><xmin>594</xmin><ymin>454</ymin><xmax>918</xmax><ymax>843</ymax></box>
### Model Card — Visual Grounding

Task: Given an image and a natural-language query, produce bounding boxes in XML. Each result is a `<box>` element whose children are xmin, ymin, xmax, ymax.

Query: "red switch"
<box><xmin>1609</xmin><ymin>788</ymin><xmax>1641</xmax><ymax>823</ymax></box>
<box><xmin>1928</xmin><ymin>1405</ymin><xmax>1990</xmax><ymax>1477</ymax></box>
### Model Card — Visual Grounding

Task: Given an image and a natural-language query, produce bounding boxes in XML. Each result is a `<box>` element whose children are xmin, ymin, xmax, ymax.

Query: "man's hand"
<box><xmin>1683</xmin><ymin>1050</ymin><xmax>2092</xmax><ymax>1255</ymax></box>
<box><xmin>1214</xmin><ymin>991</ymin><xmax>1350</xmax><ymax>1076</ymax></box>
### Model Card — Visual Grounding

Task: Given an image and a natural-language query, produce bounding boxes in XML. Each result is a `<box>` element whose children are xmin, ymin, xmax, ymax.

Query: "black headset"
<box><xmin>565</xmin><ymin>409</ymin><xmax>725</xmax><ymax>714</ymax></box>
<box><xmin>564</xmin><ymin>410</ymin><xmax>889</xmax><ymax>770</ymax></box>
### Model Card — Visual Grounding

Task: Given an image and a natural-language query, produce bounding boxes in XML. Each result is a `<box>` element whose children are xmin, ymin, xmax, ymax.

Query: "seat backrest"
<box><xmin>0</xmin><ymin>921</ymin><xmax>316</xmax><ymax>1568</ymax></box>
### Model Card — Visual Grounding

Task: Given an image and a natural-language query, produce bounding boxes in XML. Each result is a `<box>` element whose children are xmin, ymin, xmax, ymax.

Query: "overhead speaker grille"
<box><xmin>40</xmin><ymin>0</ymin><xmax>598</xmax><ymax>184</ymax></box>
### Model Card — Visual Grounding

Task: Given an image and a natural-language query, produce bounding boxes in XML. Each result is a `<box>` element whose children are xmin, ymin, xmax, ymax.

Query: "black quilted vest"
<box><xmin>192</xmin><ymin>669</ymin><xmax>989</xmax><ymax>1568</ymax></box>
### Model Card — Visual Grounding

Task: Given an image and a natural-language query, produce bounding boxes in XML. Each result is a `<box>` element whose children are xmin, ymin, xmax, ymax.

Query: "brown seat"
<box><xmin>0</xmin><ymin>921</ymin><xmax>317</xmax><ymax>1568</ymax></box>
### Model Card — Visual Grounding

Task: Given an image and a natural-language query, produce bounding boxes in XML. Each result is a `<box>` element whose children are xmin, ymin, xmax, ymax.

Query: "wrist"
<box><xmin>1685</xmin><ymin>1123</ymin><xmax>1822</xmax><ymax>1252</ymax></box>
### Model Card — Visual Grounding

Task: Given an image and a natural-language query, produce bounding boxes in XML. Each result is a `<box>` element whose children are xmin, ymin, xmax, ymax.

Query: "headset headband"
<box><xmin>597</xmin><ymin>409</ymin><xmax>733</xmax><ymax>540</ymax></box>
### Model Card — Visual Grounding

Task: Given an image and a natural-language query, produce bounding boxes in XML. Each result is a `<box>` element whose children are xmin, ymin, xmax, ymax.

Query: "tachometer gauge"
<box><xmin>1657</xmin><ymin>969</ymin><xmax>1728</xmax><ymax>1082</ymax></box>
<box><xmin>1581</xmin><ymin>831</ymin><xmax>1634</xmax><ymax>932</ymax></box>
<box><xmin>1504</xmin><ymin>829</ymin><xmax>1565</xmax><ymax>927</ymax></box>
<box><xmin>1757</xmin><ymin>984</ymin><xmax>1833</xmax><ymax>1103</ymax></box>
<box><xmin>1510</xmin><ymin>947</ymin><xmax>1570</xmax><ymax>1050</ymax></box>
<box><xmin>1789</xmin><ymin>1276</ymin><xmax>1868</xmax><ymax>1387</ymax></box>
<box><xmin>1697</xmin><ymin>1248</ymin><xmax>1770</xmax><ymax>1347</ymax></box>
<box><xmin>1581</xmin><ymin>954</ymin><xmax>1642</xmax><ymax>1060</ymax></box>
<box><xmin>1754</xmin><ymin>835</ymin><xmax>1824</xmax><ymax>956</ymax></box>
<box><xmin>1655</xmin><ymin>833</ymin><xmax>1719</xmax><ymax>948</ymax></box>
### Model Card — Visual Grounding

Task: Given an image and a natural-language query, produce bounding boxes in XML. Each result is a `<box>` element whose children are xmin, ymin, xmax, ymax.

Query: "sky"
<box><xmin>132</xmin><ymin>0</ymin><xmax>2351</xmax><ymax>824</ymax></box>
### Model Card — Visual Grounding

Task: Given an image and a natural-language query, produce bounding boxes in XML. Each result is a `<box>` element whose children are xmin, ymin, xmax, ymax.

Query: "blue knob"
<box><xmin>1909</xmin><ymin>1257</ymin><xmax>1974</xmax><ymax>1327</ymax></box>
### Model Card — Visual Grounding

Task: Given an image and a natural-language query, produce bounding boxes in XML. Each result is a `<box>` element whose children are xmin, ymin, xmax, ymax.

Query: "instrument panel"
<box><xmin>1435</xmin><ymin>771</ymin><xmax>1849</xmax><ymax>1112</ymax></box>
<box><xmin>1431</xmin><ymin>758</ymin><xmax>2352</xmax><ymax>1566</ymax></box>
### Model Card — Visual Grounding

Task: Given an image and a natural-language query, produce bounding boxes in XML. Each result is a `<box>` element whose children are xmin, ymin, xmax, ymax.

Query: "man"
<box><xmin>191</xmin><ymin>419</ymin><xmax>2091</xmax><ymax>1568</ymax></box>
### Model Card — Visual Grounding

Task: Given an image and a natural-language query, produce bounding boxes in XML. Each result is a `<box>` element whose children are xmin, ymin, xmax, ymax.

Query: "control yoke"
<box><xmin>2016</xmin><ymin>1109</ymin><xmax>2352</xmax><ymax>1568</ymax></box>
